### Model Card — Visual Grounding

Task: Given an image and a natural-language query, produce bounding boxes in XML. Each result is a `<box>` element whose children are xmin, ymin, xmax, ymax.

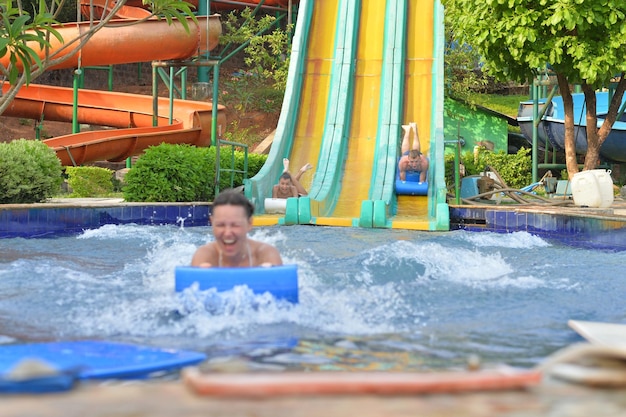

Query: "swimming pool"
<box><xmin>1</xmin><ymin>224</ymin><xmax>623</xmax><ymax>371</ymax></box>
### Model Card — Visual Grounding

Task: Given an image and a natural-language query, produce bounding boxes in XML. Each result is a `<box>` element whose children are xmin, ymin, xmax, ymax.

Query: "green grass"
<box><xmin>470</xmin><ymin>93</ymin><xmax>530</xmax><ymax>119</ymax></box>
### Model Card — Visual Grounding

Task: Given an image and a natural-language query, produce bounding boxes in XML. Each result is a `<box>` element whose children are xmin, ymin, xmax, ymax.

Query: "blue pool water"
<box><xmin>1</xmin><ymin>224</ymin><xmax>624</xmax><ymax>371</ymax></box>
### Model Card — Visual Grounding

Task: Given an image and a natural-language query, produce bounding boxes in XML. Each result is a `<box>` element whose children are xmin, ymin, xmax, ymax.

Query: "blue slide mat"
<box><xmin>0</xmin><ymin>340</ymin><xmax>206</xmax><ymax>392</ymax></box>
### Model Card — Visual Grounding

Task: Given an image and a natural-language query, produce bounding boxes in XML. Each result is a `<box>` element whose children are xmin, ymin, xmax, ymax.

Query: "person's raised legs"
<box><xmin>401</xmin><ymin>124</ymin><xmax>411</xmax><ymax>154</ymax></box>
<box><xmin>295</xmin><ymin>163</ymin><xmax>313</xmax><ymax>181</ymax></box>
<box><xmin>292</xmin><ymin>163</ymin><xmax>313</xmax><ymax>196</ymax></box>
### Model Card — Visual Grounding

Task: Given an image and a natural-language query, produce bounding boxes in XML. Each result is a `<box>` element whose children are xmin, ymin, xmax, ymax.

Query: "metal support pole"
<box><xmin>443</xmin><ymin>139</ymin><xmax>462</xmax><ymax>205</ymax></box>
<box><xmin>454</xmin><ymin>138</ymin><xmax>461</xmax><ymax>205</ymax></box>
<box><xmin>107</xmin><ymin>65</ymin><xmax>114</xmax><ymax>91</ymax></box>
<box><xmin>198</xmin><ymin>0</ymin><xmax>210</xmax><ymax>83</ymax></box>
<box><xmin>169</xmin><ymin>67</ymin><xmax>175</xmax><ymax>124</ymax></box>
<box><xmin>211</xmin><ymin>64</ymin><xmax>220</xmax><ymax>147</ymax></box>
<box><xmin>72</xmin><ymin>69</ymin><xmax>82</xmax><ymax>134</ymax></box>
<box><xmin>180</xmin><ymin>67</ymin><xmax>187</xmax><ymax>100</ymax></box>
<box><xmin>444</xmin><ymin>117</ymin><xmax>464</xmax><ymax>205</ymax></box>
<box><xmin>152</xmin><ymin>64</ymin><xmax>158</xmax><ymax>127</ymax></box>
<box><xmin>532</xmin><ymin>80</ymin><xmax>539</xmax><ymax>183</ymax></box>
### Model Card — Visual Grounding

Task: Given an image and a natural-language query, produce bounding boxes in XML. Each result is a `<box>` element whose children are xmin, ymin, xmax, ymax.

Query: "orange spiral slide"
<box><xmin>118</xmin><ymin>0</ymin><xmax>297</xmax><ymax>11</ymax></box>
<box><xmin>1</xmin><ymin>14</ymin><xmax>223</xmax><ymax>166</ymax></box>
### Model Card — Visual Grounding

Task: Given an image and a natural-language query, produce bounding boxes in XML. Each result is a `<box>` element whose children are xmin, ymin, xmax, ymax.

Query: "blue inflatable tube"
<box><xmin>395</xmin><ymin>170</ymin><xmax>428</xmax><ymax>196</ymax></box>
<box><xmin>175</xmin><ymin>264</ymin><xmax>299</xmax><ymax>303</ymax></box>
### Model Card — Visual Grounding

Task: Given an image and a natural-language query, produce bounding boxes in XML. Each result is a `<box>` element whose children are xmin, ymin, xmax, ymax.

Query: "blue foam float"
<box><xmin>175</xmin><ymin>264</ymin><xmax>299</xmax><ymax>303</ymax></box>
<box><xmin>395</xmin><ymin>170</ymin><xmax>428</xmax><ymax>196</ymax></box>
<box><xmin>395</xmin><ymin>156</ymin><xmax>428</xmax><ymax>196</ymax></box>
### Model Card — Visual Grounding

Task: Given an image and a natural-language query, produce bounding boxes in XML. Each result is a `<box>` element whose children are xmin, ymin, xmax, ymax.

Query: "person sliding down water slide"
<box><xmin>398</xmin><ymin>122</ymin><xmax>429</xmax><ymax>184</ymax></box>
<box><xmin>272</xmin><ymin>158</ymin><xmax>314</xmax><ymax>199</ymax></box>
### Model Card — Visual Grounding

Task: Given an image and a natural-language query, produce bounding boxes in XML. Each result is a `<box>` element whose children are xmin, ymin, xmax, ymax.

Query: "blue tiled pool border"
<box><xmin>0</xmin><ymin>202</ymin><xmax>211</xmax><ymax>238</ymax></box>
<box><xmin>450</xmin><ymin>205</ymin><xmax>626</xmax><ymax>251</ymax></box>
<box><xmin>3</xmin><ymin>202</ymin><xmax>626</xmax><ymax>251</ymax></box>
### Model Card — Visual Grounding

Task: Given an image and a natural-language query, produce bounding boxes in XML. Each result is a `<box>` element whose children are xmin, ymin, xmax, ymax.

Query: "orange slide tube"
<box><xmin>2</xmin><ymin>16</ymin><xmax>224</xmax><ymax>166</ymax></box>
<box><xmin>121</xmin><ymin>0</ymin><xmax>298</xmax><ymax>10</ymax></box>
<box><xmin>0</xmin><ymin>16</ymin><xmax>221</xmax><ymax>71</ymax></box>
<box><xmin>2</xmin><ymin>83</ymin><xmax>226</xmax><ymax>166</ymax></box>
<box><xmin>80</xmin><ymin>0</ymin><xmax>153</xmax><ymax>19</ymax></box>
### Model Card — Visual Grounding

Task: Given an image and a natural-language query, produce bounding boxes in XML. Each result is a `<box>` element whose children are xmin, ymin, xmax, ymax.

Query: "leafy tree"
<box><xmin>444</xmin><ymin>29</ymin><xmax>488</xmax><ymax>104</ymax></box>
<box><xmin>219</xmin><ymin>8</ymin><xmax>292</xmax><ymax>91</ymax></box>
<box><xmin>443</xmin><ymin>0</ymin><xmax>626</xmax><ymax>177</ymax></box>
<box><xmin>0</xmin><ymin>0</ymin><xmax>196</xmax><ymax>115</ymax></box>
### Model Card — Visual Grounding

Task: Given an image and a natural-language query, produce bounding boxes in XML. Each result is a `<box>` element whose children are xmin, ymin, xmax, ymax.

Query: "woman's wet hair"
<box><xmin>213</xmin><ymin>189</ymin><xmax>255</xmax><ymax>218</ymax></box>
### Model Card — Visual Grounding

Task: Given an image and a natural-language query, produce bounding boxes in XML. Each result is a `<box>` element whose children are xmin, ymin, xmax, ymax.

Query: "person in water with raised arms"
<box><xmin>191</xmin><ymin>189</ymin><xmax>283</xmax><ymax>268</ymax></box>
<box><xmin>398</xmin><ymin>122</ymin><xmax>429</xmax><ymax>183</ymax></box>
<box><xmin>272</xmin><ymin>158</ymin><xmax>313</xmax><ymax>198</ymax></box>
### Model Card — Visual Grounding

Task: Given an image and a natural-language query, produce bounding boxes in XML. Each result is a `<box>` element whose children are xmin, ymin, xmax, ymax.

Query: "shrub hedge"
<box><xmin>123</xmin><ymin>144</ymin><xmax>267</xmax><ymax>202</ymax></box>
<box><xmin>0</xmin><ymin>139</ymin><xmax>63</xmax><ymax>203</ymax></box>
<box><xmin>445</xmin><ymin>147</ymin><xmax>532</xmax><ymax>190</ymax></box>
<box><xmin>65</xmin><ymin>166</ymin><xmax>114</xmax><ymax>197</ymax></box>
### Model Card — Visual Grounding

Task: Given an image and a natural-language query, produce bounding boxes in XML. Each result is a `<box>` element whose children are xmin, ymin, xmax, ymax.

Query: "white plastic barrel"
<box><xmin>594</xmin><ymin>169</ymin><xmax>614</xmax><ymax>208</ymax></box>
<box><xmin>571</xmin><ymin>169</ymin><xmax>614</xmax><ymax>208</ymax></box>
<box><xmin>264</xmin><ymin>198</ymin><xmax>287</xmax><ymax>214</ymax></box>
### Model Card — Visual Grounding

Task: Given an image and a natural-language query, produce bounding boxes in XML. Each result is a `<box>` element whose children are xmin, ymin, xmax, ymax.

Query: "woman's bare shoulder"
<box><xmin>250</xmin><ymin>239</ymin><xmax>283</xmax><ymax>266</ymax></box>
<box><xmin>191</xmin><ymin>243</ymin><xmax>218</xmax><ymax>266</ymax></box>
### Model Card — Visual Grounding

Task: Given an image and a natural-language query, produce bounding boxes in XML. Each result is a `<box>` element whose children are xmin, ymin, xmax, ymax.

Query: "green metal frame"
<box><xmin>215</xmin><ymin>139</ymin><xmax>248</xmax><ymax>195</ymax></box>
<box><xmin>78</xmin><ymin>65</ymin><xmax>114</xmax><ymax>91</ymax></box>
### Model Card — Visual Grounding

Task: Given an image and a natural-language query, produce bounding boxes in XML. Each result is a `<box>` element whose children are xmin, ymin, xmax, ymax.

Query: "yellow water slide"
<box><xmin>311</xmin><ymin>0</ymin><xmax>386</xmax><ymax>227</ymax></box>
<box><xmin>244</xmin><ymin>0</ymin><xmax>337</xmax><ymax>225</ymax></box>
<box><xmin>246</xmin><ymin>0</ymin><xmax>448</xmax><ymax>230</ymax></box>
<box><xmin>281</xmin><ymin>0</ymin><xmax>339</xmax><ymax>211</ymax></box>
<box><xmin>392</xmin><ymin>0</ymin><xmax>435</xmax><ymax>229</ymax></box>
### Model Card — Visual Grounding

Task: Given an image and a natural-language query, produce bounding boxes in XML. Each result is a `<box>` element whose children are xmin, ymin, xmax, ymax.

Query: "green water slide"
<box><xmin>245</xmin><ymin>0</ymin><xmax>448</xmax><ymax>230</ymax></box>
<box><xmin>359</xmin><ymin>0</ymin><xmax>407</xmax><ymax>228</ymax></box>
<box><xmin>303</xmin><ymin>0</ymin><xmax>361</xmax><ymax>223</ymax></box>
<box><xmin>365</xmin><ymin>0</ymin><xmax>448</xmax><ymax>230</ymax></box>
<box><xmin>243</xmin><ymin>0</ymin><xmax>315</xmax><ymax>220</ymax></box>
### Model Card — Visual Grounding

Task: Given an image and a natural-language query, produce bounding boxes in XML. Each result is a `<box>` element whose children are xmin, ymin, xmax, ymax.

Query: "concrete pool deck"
<box><xmin>3</xmin><ymin>375</ymin><xmax>626</xmax><ymax>417</ymax></box>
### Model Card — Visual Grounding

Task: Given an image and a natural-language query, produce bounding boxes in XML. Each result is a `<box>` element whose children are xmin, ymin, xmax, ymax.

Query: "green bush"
<box><xmin>122</xmin><ymin>144</ymin><xmax>267</xmax><ymax>202</ymax></box>
<box><xmin>65</xmin><ymin>166</ymin><xmax>114</xmax><ymax>197</ymax></box>
<box><xmin>481</xmin><ymin>148</ymin><xmax>532</xmax><ymax>189</ymax></box>
<box><xmin>0</xmin><ymin>139</ymin><xmax>63</xmax><ymax>203</ymax></box>
<box><xmin>123</xmin><ymin>144</ymin><xmax>213</xmax><ymax>202</ymax></box>
<box><xmin>445</xmin><ymin>147</ymin><xmax>532</xmax><ymax>191</ymax></box>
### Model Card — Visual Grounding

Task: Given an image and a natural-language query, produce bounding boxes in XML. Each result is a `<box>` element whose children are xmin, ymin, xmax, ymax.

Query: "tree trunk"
<box><xmin>586</xmin><ymin>73</ymin><xmax>626</xmax><ymax>170</ymax></box>
<box><xmin>556</xmin><ymin>73</ymin><xmax>578</xmax><ymax>178</ymax></box>
<box><xmin>582</xmin><ymin>83</ymin><xmax>601</xmax><ymax>171</ymax></box>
